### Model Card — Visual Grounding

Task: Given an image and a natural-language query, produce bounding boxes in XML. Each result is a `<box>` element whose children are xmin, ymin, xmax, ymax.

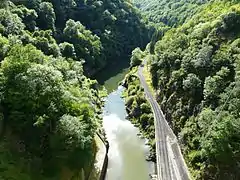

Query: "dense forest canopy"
<box><xmin>0</xmin><ymin>0</ymin><xmax>151</xmax><ymax>179</ymax></box>
<box><xmin>132</xmin><ymin>0</ymin><xmax>209</xmax><ymax>27</ymax></box>
<box><xmin>1</xmin><ymin>0</ymin><xmax>150</xmax><ymax>76</ymax></box>
<box><xmin>1</xmin><ymin>0</ymin><xmax>240</xmax><ymax>179</ymax></box>
<box><xmin>132</xmin><ymin>0</ymin><xmax>240</xmax><ymax>179</ymax></box>
<box><xmin>0</xmin><ymin>41</ymin><xmax>101</xmax><ymax>179</ymax></box>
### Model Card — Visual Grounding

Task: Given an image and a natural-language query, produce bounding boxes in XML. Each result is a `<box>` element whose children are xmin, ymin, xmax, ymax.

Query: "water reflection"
<box><xmin>103</xmin><ymin>87</ymin><xmax>153</xmax><ymax>180</ymax></box>
<box><xmin>95</xmin><ymin>61</ymin><xmax>129</xmax><ymax>93</ymax></box>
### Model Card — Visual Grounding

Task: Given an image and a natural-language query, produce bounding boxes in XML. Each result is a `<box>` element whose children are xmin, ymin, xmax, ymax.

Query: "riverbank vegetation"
<box><xmin>0</xmin><ymin>43</ymin><xmax>102</xmax><ymax>180</ymax></box>
<box><xmin>122</xmin><ymin>68</ymin><xmax>156</xmax><ymax>161</ymax></box>
<box><xmin>0</xmin><ymin>0</ymin><xmax>151</xmax><ymax>179</ymax></box>
<box><xmin>131</xmin><ymin>0</ymin><xmax>240</xmax><ymax>179</ymax></box>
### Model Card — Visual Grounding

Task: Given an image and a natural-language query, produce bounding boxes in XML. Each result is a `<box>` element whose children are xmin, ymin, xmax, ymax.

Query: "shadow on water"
<box><xmin>94</xmin><ymin>59</ymin><xmax>130</xmax><ymax>93</ymax></box>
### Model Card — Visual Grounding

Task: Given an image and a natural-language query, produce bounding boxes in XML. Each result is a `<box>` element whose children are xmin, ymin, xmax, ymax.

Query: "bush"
<box><xmin>140</xmin><ymin>103</ymin><xmax>152</xmax><ymax>113</ymax></box>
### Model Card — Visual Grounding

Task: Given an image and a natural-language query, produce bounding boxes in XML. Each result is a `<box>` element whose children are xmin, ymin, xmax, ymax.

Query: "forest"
<box><xmin>0</xmin><ymin>0</ymin><xmax>149</xmax><ymax>179</ymax></box>
<box><xmin>132</xmin><ymin>0</ymin><xmax>209</xmax><ymax>27</ymax></box>
<box><xmin>2</xmin><ymin>0</ymin><xmax>150</xmax><ymax>76</ymax></box>
<box><xmin>1</xmin><ymin>0</ymin><xmax>240</xmax><ymax>179</ymax></box>
<box><xmin>127</xmin><ymin>0</ymin><xmax>240</xmax><ymax>179</ymax></box>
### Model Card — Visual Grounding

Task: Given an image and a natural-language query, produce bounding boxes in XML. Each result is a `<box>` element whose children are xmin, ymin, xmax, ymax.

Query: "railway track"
<box><xmin>138</xmin><ymin>64</ymin><xmax>190</xmax><ymax>180</ymax></box>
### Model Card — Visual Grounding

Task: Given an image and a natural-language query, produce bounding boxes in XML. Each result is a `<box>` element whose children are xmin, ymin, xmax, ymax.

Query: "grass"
<box><xmin>142</xmin><ymin>61</ymin><xmax>155</xmax><ymax>95</ymax></box>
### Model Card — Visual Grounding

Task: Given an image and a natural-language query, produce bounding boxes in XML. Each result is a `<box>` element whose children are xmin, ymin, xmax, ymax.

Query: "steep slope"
<box><xmin>0</xmin><ymin>0</ymin><xmax>132</xmax><ymax>179</ymax></box>
<box><xmin>0</xmin><ymin>0</ymin><xmax>151</xmax><ymax>178</ymax></box>
<box><xmin>144</xmin><ymin>0</ymin><xmax>240</xmax><ymax>179</ymax></box>
<box><xmin>8</xmin><ymin>0</ymin><xmax>150</xmax><ymax>76</ymax></box>
<box><xmin>133</xmin><ymin>0</ymin><xmax>209</xmax><ymax>27</ymax></box>
<box><xmin>0</xmin><ymin>43</ymin><xmax>103</xmax><ymax>180</ymax></box>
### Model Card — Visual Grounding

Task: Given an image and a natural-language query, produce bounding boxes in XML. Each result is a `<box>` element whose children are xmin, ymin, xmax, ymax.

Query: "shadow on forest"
<box><xmin>95</xmin><ymin>58</ymin><xmax>130</xmax><ymax>84</ymax></box>
<box><xmin>94</xmin><ymin>58</ymin><xmax>130</xmax><ymax>92</ymax></box>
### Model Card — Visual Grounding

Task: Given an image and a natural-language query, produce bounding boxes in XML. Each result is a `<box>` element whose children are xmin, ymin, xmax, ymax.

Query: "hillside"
<box><xmin>2</xmin><ymin>0</ymin><xmax>240</xmax><ymax>179</ymax></box>
<box><xmin>5</xmin><ymin>0</ymin><xmax>150</xmax><ymax>76</ymax></box>
<box><xmin>133</xmin><ymin>0</ymin><xmax>209</xmax><ymax>27</ymax></box>
<box><xmin>134</xmin><ymin>0</ymin><xmax>240</xmax><ymax>179</ymax></box>
<box><xmin>0</xmin><ymin>0</ymin><xmax>150</xmax><ymax>179</ymax></box>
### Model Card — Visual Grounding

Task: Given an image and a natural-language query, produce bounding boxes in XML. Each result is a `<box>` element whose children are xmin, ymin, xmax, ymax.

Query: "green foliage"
<box><xmin>0</xmin><ymin>34</ymin><xmax>9</xmax><ymax>60</ymax></box>
<box><xmin>32</xmin><ymin>30</ymin><xmax>60</xmax><ymax>57</ymax></box>
<box><xmin>140</xmin><ymin>103</ymin><xmax>152</xmax><ymax>113</ymax></box>
<box><xmin>0</xmin><ymin>0</ymin><xmax>150</xmax><ymax>77</ymax></box>
<box><xmin>123</xmin><ymin>70</ymin><xmax>155</xmax><ymax>161</ymax></box>
<box><xmin>0</xmin><ymin>0</ymin><xmax>8</xmax><ymax>9</ymax></box>
<box><xmin>53</xmin><ymin>114</ymin><xmax>94</xmax><ymax>168</ymax></box>
<box><xmin>133</xmin><ymin>0</ymin><xmax>209</xmax><ymax>27</ymax></box>
<box><xmin>0</xmin><ymin>8</ymin><xmax>25</xmax><ymax>36</ymax></box>
<box><xmin>59</xmin><ymin>42</ymin><xmax>76</xmax><ymax>59</ymax></box>
<box><xmin>0</xmin><ymin>44</ymin><xmax>102</xmax><ymax>178</ymax></box>
<box><xmin>142</xmin><ymin>1</ymin><xmax>240</xmax><ymax>179</ymax></box>
<box><xmin>11</xmin><ymin>5</ymin><xmax>38</xmax><ymax>31</ymax></box>
<box><xmin>130</xmin><ymin>47</ymin><xmax>144</xmax><ymax>68</ymax></box>
<box><xmin>204</xmin><ymin>67</ymin><xmax>231</xmax><ymax>107</ymax></box>
<box><xmin>182</xmin><ymin>109</ymin><xmax>240</xmax><ymax>179</ymax></box>
<box><xmin>182</xmin><ymin>73</ymin><xmax>202</xmax><ymax>97</ymax></box>
<box><xmin>38</xmin><ymin>2</ymin><xmax>56</xmax><ymax>30</ymax></box>
<box><xmin>0</xmin><ymin>0</ymin><xmax>137</xmax><ymax>178</ymax></box>
<box><xmin>63</xmin><ymin>19</ymin><xmax>105</xmax><ymax>72</ymax></box>
<box><xmin>139</xmin><ymin>113</ymin><xmax>149</xmax><ymax>129</ymax></box>
<box><xmin>126</xmin><ymin>96</ymin><xmax>135</xmax><ymax>107</ymax></box>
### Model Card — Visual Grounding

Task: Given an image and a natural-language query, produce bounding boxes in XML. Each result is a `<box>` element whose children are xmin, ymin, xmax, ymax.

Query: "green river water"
<box><xmin>96</xmin><ymin>63</ymin><xmax>155</xmax><ymax>180</ymax></box>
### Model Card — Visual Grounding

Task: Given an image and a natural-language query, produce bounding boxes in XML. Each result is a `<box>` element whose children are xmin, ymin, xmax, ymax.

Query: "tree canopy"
<box><xmin>134</xmin><ymin>0</ymin><xmax>240</xmax><ymax>179</ymax></box>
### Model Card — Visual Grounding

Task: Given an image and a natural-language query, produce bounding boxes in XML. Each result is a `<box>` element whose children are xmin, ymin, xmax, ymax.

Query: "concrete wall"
<box><xmin>87</xmin><ymin>133</ymin><xmax>109</xmax><ymax>180</ymax></box>
<box><xmin>98</xmin><ymin>134</ymin><xmax>109</xmax><ymax>180</ymax></box>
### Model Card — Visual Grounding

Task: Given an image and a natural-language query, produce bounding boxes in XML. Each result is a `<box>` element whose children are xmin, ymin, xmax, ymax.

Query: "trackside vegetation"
<box><xmin>128</xmin><ymin>0</ymin><xmax>240</xmax><ymax>179</ymax></box>
<box><xmin>122</xmin><ymin>68</ymin><xmax>156</xmax><ymax>161</ymax></box>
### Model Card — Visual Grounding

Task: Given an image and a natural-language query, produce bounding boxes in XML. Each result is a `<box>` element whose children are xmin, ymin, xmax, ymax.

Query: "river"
<box><xmin>96</xmin><ymin>64</ymin><xmax>155</xmax><ymax>180</ymax></box>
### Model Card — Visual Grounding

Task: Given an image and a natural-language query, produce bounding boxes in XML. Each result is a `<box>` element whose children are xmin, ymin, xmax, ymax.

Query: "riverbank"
<box><xmin>93</xmin><ymin>57</ymin><xmax>156</xmax><ymax>179</ymax></box>
<box><xmin>103</xmin><ymin>86</ymin><xmax>155</xmax><ymax>180</ymax></box>
<box><xmin>121</xmin><ymin>67</ymin><xmax>156</xmax><ymax>162</ymax></box>
<box><xmin>88</xmin><ymin>134</ymin><xmax>108</xmax><ymax>180</ymax></box>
